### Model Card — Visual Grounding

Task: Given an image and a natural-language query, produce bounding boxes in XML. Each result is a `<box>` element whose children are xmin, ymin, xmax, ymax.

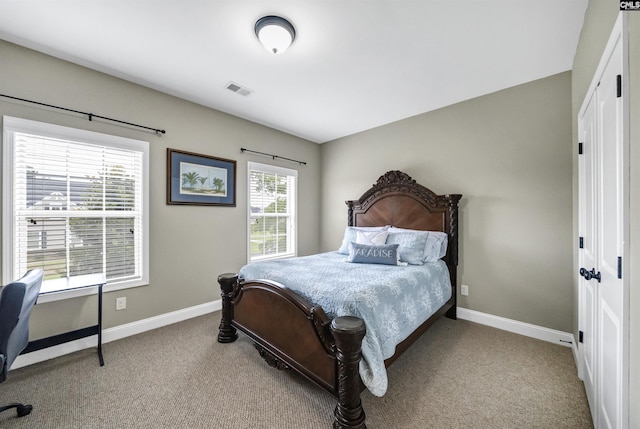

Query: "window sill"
<box><xmin>249</xmin><ymin>252</ymin><xmax>297</xmax><ymax>264</ymax></box>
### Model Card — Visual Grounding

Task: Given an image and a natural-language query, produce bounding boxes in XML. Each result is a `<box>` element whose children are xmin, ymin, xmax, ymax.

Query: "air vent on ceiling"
<box><xmin>225</xmin><ymin>82</ymin><xmax>253</xmax><ymax>97</ymax></box>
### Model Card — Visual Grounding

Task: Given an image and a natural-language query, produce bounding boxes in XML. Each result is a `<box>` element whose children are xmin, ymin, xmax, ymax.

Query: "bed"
<box><xmin>217</xmin><ymin>170</ymin><xmax>462</xmax><ymax>429</ymax></box>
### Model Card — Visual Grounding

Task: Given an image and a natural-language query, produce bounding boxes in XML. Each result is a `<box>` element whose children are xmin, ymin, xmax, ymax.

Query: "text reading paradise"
<box><xmin>354</xmin><ymin>248</ymin><xmax>395</xmax><ymax>258</ymax></box>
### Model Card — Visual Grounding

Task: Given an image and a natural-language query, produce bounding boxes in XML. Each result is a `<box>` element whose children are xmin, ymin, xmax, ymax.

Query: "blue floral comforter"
<box><xmin>238</xmin><ymin>251</ymin><xmax>452</xmax><ymax>396</ymax></box>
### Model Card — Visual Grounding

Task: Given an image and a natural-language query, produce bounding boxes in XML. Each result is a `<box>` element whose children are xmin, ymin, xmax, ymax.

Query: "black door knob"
<box><xmin>580</xmin><ymin>268</ymin><xmax>592</xmax><ymax>280</ymax></box>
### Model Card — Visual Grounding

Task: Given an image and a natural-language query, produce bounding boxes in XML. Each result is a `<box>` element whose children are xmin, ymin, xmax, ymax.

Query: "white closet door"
<box><xmin>578</xmin><ymin>14</ymin><xmax>628</xmax><ymax>429</ymax></box>
<box><xmin>596</xmin><ymin>33</ymin><xmax>624</xmax><ymax>429</ymax></box>
<box><xmin>578</xmin><ymin>90</ymin><xmax>598</xmax><ymax>416</ymax></box>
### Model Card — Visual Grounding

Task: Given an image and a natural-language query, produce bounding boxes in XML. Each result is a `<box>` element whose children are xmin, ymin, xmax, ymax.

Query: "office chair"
<box><xmin>0</xmin><ymin>269</ymin><xmax>44</xmax><ymax>418</ymax></box>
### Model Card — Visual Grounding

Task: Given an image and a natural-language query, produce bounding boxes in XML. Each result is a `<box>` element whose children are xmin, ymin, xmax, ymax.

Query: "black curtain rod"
<box><xmin>241</xmin><ymin>148</ymin><xmax>306</xmax><ymax>165</ymax></box>
<box><xmin>0</xmin><ymin>93</ymin><xmax>166</xmax><ymax>136</ymax></box>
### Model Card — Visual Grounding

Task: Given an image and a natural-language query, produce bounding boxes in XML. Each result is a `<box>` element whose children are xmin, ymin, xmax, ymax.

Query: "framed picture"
<box><xmin>167</xmin><ymin>148</ymin><xmax>236</xmax><ymax>206</ymax></box>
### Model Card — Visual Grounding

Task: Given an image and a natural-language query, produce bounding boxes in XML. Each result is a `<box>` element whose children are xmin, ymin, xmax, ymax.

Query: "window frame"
<box><xmin>2</xmin><ymin>116</ymin><xmax>149</xmax><ymax>302</ymax></box>
<box><xmin>247</xmin><ymin>161</ymin><xmax>298</xmax><ymax>263</ymax></box>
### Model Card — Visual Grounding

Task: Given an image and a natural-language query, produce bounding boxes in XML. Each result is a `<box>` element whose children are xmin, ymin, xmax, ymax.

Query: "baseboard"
<box><xmin>12</xmin><ymin>299</ymin><xmax>222</xmax><ymax>370</ymax></box>
<box><xmin>457</xmin><ymin>307</ymin><xmax>575</xmax><ymax>348</ymax></box>
<box><xmin>14</xmin><ymin>303</ymin><xmax>575</xmax><ymax>370</ymax></box>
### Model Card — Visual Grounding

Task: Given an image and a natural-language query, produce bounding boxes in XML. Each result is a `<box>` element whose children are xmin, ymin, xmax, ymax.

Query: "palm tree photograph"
<box><xmin>179</xmin><ymin>161</ymin><xmax>227</xmax><ymax>196</ymax></box>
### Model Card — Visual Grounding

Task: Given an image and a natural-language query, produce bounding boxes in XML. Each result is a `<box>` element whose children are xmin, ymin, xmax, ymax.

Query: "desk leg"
<box><xmin>98</xmin><ymin>284</ymin><xmax>104</xmax><ymax>366</ymax></box>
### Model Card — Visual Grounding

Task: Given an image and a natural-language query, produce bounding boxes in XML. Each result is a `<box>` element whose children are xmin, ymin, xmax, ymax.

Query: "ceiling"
<box><xmin>0</xmin><ymin>1</ymin><xmax>588</xmax><ymax>143</ymax></box>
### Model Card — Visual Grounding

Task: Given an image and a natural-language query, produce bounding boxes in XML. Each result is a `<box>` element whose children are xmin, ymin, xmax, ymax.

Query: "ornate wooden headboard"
<box><xmin>346</xmin><ymin>170</ymin><xmax>462</xmax><ymax>285</ymax></box>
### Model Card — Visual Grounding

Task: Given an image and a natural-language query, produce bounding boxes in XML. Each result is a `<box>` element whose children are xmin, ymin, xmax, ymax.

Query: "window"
<box><xmin>2</xmin><ymin>116</ymin><xmax>149</xmax><ymax>295</ymax></box>
<box><xmin>248</xmin><ymin>162</ymin><xmax>297</xmax><ymax>262</ymax></box>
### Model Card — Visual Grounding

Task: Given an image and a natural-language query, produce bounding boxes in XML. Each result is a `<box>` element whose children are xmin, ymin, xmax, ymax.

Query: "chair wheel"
<box><xmin>16</xmin><ymin>404</ymin><xmax>32</xmax><ymax>417</ymax></box>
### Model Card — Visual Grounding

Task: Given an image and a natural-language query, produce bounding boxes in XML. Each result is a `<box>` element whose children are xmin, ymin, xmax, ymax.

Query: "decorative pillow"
<box><xmin>424</xmin><ymin>231</ymin><xmax>448</xmax><ymax>261</ymax></box>
<box><xmin>385</xmin><ymin>231</ymin><xmax>429</xmax><ymax>265</ymax></box>
<box><xmin>337</xmin><ymin>226</ymin><xmax>390</xmax><ymax>254</ymax></box>
<box><xmin>389</xmin><ymin>227</ymin><xmax>448</xmax><ymax>262</ymax></box>
<box><xmin>347</xmin><ymin>242</ymin><xmax>399</xmax><ymax>265</ymax></box>
<box><xmin>355</xmin><ymin>230</ymin><xmax>389</xmax><ymax>246</ymax></box>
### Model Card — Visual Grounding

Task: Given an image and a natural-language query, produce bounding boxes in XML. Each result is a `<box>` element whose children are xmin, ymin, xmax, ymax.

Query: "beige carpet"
<box><xmin>0</xmin><ymin>312</ymin><xmax>593</xmax><ymax>428</ymax></box>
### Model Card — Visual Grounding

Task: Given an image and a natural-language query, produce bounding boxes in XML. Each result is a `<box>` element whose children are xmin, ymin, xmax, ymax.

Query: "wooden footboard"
<box><xmin>218</xmin><ymin>273</ymin><xmax>367</xmax><ymax>429</ymax></box>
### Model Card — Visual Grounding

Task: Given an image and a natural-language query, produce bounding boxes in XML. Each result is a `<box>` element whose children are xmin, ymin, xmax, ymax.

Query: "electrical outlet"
<box><xmin>460</xmin><ymin>285</ymin><xmax>469</xmax><ymax>296</ymax></box>
<box><xmin>116</xmin><ymin>296</ymin><xmax>127</xmax><ymax>310</ymax></box>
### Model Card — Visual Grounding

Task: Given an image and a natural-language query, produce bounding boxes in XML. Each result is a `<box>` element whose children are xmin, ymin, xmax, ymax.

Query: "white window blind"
<box><xmin>3</xmin><ymin>116</ymin><xmax>149</xmax><ymax>290</ymax></box>
<box><xmin>248</xmin><ymin>162</ymin><xmax>297</xmax><ymax>262</ymax></box>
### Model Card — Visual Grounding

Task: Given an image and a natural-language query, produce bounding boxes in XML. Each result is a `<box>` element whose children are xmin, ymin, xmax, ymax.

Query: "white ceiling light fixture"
<box><xmin>254</xmin><ymin>15</ymin><xmax>296</xmax><ymax>54</ymax></box>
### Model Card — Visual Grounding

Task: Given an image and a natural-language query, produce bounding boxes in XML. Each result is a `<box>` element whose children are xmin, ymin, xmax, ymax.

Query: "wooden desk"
<box><xmin>22</xmin><ymin>273</ymin><xmax>106</xmax><ymax>366</ymax></box>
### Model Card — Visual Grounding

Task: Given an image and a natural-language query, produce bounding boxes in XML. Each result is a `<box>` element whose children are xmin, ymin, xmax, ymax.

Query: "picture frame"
<box><xmin>167</xmin><ymin>148</ymin><xmax>236</xmax><ymax>206</ymax></box>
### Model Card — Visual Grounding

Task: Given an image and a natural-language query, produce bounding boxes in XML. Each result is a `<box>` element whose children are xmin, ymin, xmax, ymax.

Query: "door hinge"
<box><xmin>617</xmin><ymin>75</ymin><xmax>622</xmax><ymax>98</ymax></box>
<box><xmin>578</xmin><ymin>142</ymin><xmax>583</xmax><ymax>155</ymax></box>
<box><xmin>579</xmin><ymin>331</ymin><xmax>584</xmax><ymax>344</ymax></box>
<box><xmin>618</xmin><ymin>256</ymin><xmax>622</xmax><ymax>279</ymax></box>
<box><xmin>579</xmin><ymin>237</ymin><xmax>584</xmax><ymax>249</ymax></box>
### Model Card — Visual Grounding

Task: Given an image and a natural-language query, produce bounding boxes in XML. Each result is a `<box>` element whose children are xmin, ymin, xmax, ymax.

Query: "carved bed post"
<box><xmin>446</xmin><ymin>194</ymin><xmax>462</xmax><ymax>268</ymax></box>
<box><xmin>330</xmin><ymin>316</ymin><xmax>367</xmax><ymax>429</ymax></box>
<box><xmin>217</xmin><ymin>273</ymin><xmax>238</xmax><ymax>343</ymax></box>
<box><xmin>445</xmin><ymin>194</ymin><xmax>462</xmax><ymax>320</ymax></box>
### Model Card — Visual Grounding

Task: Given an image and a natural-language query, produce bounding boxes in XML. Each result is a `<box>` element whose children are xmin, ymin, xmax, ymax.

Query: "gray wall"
<box><xmin>571</xmin><ymin>2</ymin><xmax>639</xmax><ymax>427</ymax></box>
<box><xmin>0</xmin><ymin>40</ymin><xmax>322</xmax><ymax>338</ymax></box>
<box><xmin>320</xmin><ymin>72</ymin><xmax>574</xmax><ymax>333</ymax></box>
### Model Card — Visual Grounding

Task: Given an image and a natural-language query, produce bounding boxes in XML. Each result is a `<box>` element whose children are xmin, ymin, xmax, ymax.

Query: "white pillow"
<box><xmin>355</xmin><ymin>230</ymin><xmax>389</xmax><ymax>246</ymax></box>
<box><xmin>388</xmin><ymin>226</ymin><xmax>448</xmax><ymax>262</ymax></box>
<box><xmin>337</xmin><ymin>226</ymin><xmax>390</xmax><ymax>254</ymax></box>
<box><xmin>424</xmin><ymin>231</ymin><xmax>448</xmax><ymax>261</ymax></box>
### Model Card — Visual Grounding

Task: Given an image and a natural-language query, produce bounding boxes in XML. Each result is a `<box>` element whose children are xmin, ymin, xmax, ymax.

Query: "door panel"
<box><xmin>600</xmin><ymin>303</ymin><xmax>620</xmax><ymax>429</ymax></box>
<box><xmin>596</xmin><ymin>35</ymin><xmax>624</xmax><ymax>429</ymax></box>
<box><xmin>584</xmin><ymin>277</ymin><xmax>596</xmax><ymax>401</ymax></box>
<box><xmin>579</xmin><ymin>89</ymin><xmax>598</xmax><ymax>415</ymax></box>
